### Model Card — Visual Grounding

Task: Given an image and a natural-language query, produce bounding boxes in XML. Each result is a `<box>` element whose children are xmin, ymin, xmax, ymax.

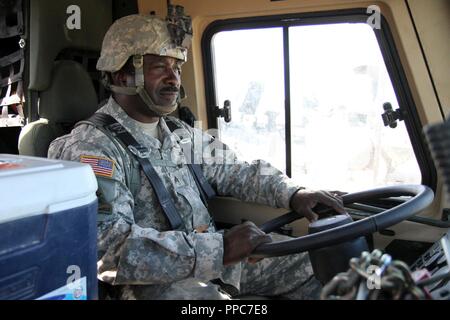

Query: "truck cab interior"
<box><xmin>0</xmin><ymin>0</ymin><xmax>449</xmax><ymax>300</ymax></box>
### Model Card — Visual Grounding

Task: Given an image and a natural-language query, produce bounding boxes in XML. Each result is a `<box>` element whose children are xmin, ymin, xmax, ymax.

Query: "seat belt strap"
<box><xmin>164</xmin><ymin>118</ymin><xmax>216</xmax><ymax>206</ymax></box>
<box><xmin>87</xmin><ymin>113</ymin><xmax>184</xmax><ymax>231</ymax></box>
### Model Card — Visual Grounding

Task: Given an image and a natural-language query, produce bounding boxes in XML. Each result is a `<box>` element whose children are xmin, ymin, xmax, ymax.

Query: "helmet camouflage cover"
<box><xmin>97</xmin><ymin>14</ymin><xmax>189</xmax><ymax>73</ymax></box>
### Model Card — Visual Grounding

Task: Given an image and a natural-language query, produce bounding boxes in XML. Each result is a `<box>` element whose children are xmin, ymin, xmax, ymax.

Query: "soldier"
<box><xmin>48</xmin><ymin>14</ymin><xmax>345</xmax><ymax>300</ymax></box>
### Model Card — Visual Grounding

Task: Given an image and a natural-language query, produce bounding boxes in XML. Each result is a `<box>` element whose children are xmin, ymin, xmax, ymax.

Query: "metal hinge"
<box><xmin>382</xmin><ymin>102</ymin><xmax>404</xmax><ymax>128</ymax></box>
<box><xmin>214</xmin><ymin>100</ymin><xmax>232</xmax><ymax>123</ymax></box>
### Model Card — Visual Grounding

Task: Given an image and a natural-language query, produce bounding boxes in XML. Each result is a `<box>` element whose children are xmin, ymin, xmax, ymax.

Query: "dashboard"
<box><xmin>411</xmin><ymin>230</ymin><xmax>450</xmax><ymax>300</ymax></box>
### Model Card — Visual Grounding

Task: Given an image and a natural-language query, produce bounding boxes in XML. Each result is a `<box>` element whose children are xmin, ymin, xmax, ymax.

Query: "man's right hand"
<box><xmin>223</xmin><ymin>221</ymin><xmax>272</xmax><ymax>266</ymax></box>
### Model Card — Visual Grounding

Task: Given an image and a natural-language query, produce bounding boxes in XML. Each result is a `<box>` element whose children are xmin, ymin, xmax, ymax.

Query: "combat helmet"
<box><xmin>97</xmin><ymin>5</ymin><xmax>192</xmax><ymax>116</ymax></box>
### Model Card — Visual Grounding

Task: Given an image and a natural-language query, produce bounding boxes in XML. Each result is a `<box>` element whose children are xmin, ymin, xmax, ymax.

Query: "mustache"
<box><xmin>159</xmin><ymin>86</ymin><xmax>179</xmax><ymax>93</ymax></box>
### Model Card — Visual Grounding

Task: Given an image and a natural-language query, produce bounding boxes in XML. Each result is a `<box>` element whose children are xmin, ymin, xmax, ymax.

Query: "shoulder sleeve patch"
<box><xmin>80</xmin><ymin>155</ymin><xmax>116</xmax><ymax>178</ymax></box>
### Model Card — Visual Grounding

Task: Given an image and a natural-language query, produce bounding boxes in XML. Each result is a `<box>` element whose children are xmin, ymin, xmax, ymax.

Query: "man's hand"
<box><xmin>290</xmin><ymin>189</ymin><xmax>347</xmax><ymax>222</ymax></box>
<box><xmin>223</xmin><ymin>221</ymin><xmax>272</xmax><ymax>266</ymax></box>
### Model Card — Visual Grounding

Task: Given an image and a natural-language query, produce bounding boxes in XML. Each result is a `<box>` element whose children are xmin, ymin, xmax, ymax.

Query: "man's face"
<box><xmin>143</xmin><ymin>54</ymin><xmax>183</xmax><ymax>107</ymax></box>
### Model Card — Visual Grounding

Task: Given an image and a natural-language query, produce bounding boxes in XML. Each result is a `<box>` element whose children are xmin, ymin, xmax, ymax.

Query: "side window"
<box><xmin>288</xmin><ymin>23</ymin><xmax>420</xmax><ymax>191</ymax></box>
<box><xmin>212</xmin><ymin>28</ymin><xmax>286</xmax><ymax>172</ymax></box>
<box><xmin>208</xmin><ymin>18</ymin><xmax>423</xmax><ymax>192</ymax></box>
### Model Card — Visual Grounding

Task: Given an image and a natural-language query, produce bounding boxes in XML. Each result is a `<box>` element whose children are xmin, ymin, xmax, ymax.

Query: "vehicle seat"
<box><xmin>18</xmin><ymin>60</ymin><xmax>98</xmax><ymax>157</ymax></box>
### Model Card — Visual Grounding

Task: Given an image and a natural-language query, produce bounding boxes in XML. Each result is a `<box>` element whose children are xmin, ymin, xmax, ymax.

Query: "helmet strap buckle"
<box><xmin>133</xmin><ymin>55</ymin><xmax>145</xmax><ymax>87</ymax></box>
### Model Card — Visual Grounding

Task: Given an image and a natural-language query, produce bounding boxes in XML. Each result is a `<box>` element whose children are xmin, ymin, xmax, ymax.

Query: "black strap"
<box><xmin>87</xmin><ymin>113</ymin><xmax>184</xmax><ymax>231</ymax></box>
<box><xmin>164</xmin><ymin>118</ymin><xmax>216</xmax><ymax>205</ymax></box>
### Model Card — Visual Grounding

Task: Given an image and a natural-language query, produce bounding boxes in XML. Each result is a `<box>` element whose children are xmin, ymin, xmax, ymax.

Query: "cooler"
<box><xmin>0</xmin><ymin>154</ymin><xmax>98</xmax><ymax>300</ymax></box>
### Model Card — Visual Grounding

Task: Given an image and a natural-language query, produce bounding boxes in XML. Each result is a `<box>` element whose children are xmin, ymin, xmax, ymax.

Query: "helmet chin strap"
<box><xmin>136</xmin><ymin>86</ymin><xmax>178</xmax><ymax>116</ymax></box>
<box><xmin>107</xmin><ymin>55</ymin><xmax>179</xmax><ymax>117</ymax></box>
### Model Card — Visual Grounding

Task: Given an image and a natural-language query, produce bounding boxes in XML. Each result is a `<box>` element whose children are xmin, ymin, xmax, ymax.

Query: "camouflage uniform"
<box><xmin>48</xmin><ymin>97</ymin><xmax>321</xmax><ymax>299</ymax></box>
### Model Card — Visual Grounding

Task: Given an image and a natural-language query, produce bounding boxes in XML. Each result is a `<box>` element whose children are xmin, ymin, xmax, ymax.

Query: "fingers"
<box><xmin>303</xmin><ymin>207</ymin><xmax>319</xmax><ymax>222</ymax></box>
<box><xmin>243</xmin><ymin>222</ymin><xmax>271</xmax><ymax>264</ymax></box>
<box><xmin>291</xmin><ymin>189</ymin><xmax>347</xmax><ymax>219</ymax></box>
<box><xmin>247</xmin><ymin>257</ymin><xmax>260</xmax><ymax>264</ymax></box>
<box><xmin>247</xmin><ymin>256</ymin><xmax>264</xmax><ymax>264</ymax></box>
<box><xmin>243</xmin><ymin>222</ymin><xmax>272</xmax><ymax>247</ymax></box>
<box><xmin>223</xmin><ymin>221</ymin><xmax>272</xmax><ymax>266</ymax></box>
<box><xmin>328</xmin><ymin>190</ymin><xmax>348</xmax><ymax>197</ymax></box>
<box><xmin>319</xmin><ymin>191</ymin><xmax>346</xmax><ymax>214</ymax></box>
<box><xmin>253</xmin><ymin>234</ymin><xmax>272</xmax><ymax>248</ymax></box>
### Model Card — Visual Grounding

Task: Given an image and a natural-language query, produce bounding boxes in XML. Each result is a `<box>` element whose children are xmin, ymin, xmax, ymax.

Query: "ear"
<box><xmin>111</xmin><ymin>70</ymin><xmax>129</xmax><ymax>86</ymax></box>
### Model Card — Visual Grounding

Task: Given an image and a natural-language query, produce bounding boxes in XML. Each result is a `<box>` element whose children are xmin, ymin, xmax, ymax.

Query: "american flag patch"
<box><xmin>80</xmin><ymin>155</ymin><xmax>115</xmax><ymax>178</ymax></box>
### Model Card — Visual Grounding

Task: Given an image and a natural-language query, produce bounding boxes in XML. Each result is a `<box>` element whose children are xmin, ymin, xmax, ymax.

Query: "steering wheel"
<box><xmin>252</xmin><ymin>185</ymin><xmax>434</xmax><ymax>258</ymax></box>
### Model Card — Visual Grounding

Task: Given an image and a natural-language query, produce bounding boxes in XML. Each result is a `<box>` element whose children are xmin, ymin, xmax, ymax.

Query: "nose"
<box><xmin>164</xmin><ymin>66</ymin><xmax>180</xmax><ymax>87</ymax></box>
